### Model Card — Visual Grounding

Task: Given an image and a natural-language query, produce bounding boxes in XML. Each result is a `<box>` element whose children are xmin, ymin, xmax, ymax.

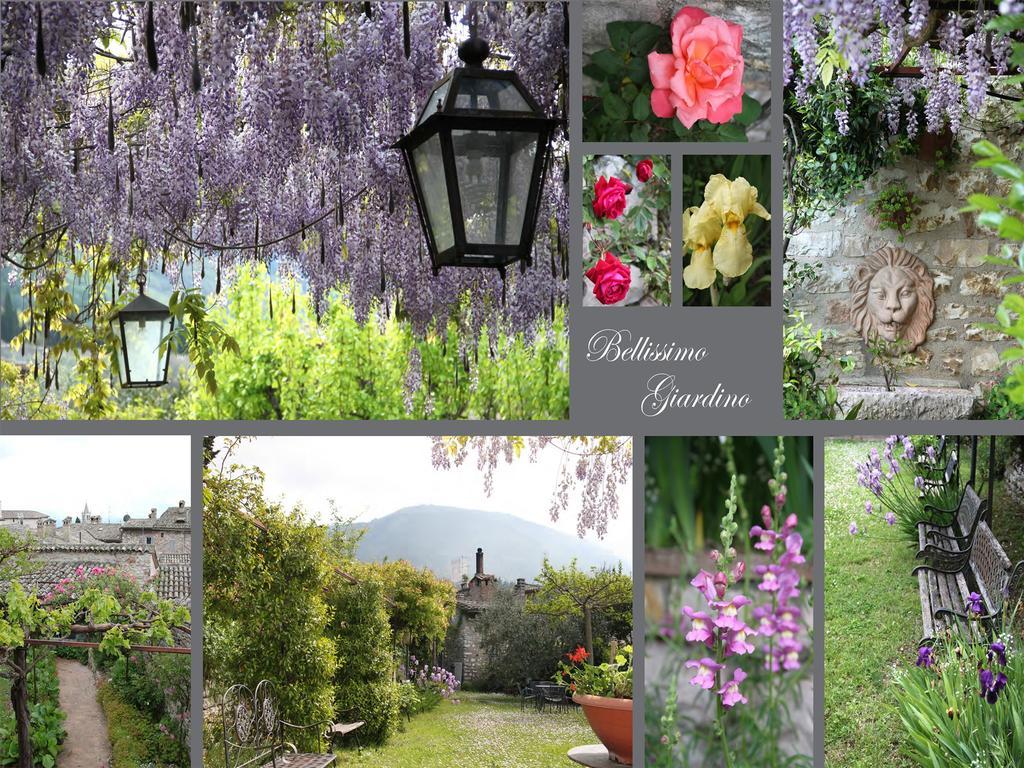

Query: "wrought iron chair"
<box><xmin>220</xmin><ymin>680</ymin><xmax>337</xmax><ymax>768</ymax></box>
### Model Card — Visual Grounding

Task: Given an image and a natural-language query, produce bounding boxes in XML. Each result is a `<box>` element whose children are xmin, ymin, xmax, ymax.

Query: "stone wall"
<box><xmin>122</xmin><ymin>528</ymin><xmax>191</xmax><ymax>555</ymax></box>
<box><xmin>786</xmin><ymin>113</ymin><xmax>1024</xmax><ymax>416</ymax></box>
<box><xmin>446</xmin><ymin>612</ymin><xmax>485</xmax><ymax>686</ymax></box>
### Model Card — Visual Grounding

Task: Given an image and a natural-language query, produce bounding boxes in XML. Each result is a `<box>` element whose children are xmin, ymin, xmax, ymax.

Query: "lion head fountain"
<box><xmin>850</xmin><ymin>245</ymin><xmax>935</xmax><ymax>352</ymax></box>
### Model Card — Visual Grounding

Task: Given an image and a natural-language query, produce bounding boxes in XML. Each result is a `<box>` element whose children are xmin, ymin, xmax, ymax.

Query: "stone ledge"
<box><xmin>837</xmin><ymin>385</ymin><xmax>978</xmax><ymax>420</ymax></box>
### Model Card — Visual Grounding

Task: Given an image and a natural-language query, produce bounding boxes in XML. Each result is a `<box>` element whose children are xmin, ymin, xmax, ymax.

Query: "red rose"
<box><xmin>636</xmin><ymin>158</ymin><xmax>654</xmax><ymax>182</ymax></box>
<box><xmin>592</xmin><ymin>176</ymin><xmax>630</xmax><ymax>220</ymax></box>
<box><xmin>586</xmin><ymin>253</ymin><xmax>631</xmax><ymax>305</ymax></box>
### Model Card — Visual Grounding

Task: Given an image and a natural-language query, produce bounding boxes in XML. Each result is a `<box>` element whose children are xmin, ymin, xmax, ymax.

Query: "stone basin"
<box><xmin>837</xmin><ymin>385</ymin><xmax>978</xmax><ymax>420</ymax></box>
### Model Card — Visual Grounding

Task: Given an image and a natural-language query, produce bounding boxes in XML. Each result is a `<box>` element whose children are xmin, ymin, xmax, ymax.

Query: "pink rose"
<box><xmin>636</xmin><ymin>158</ymin><xmax>654</xmax><ymax>182</ymax></box>
<box><xmin>592</xmin><ymin>176</ymin><xmax>630</xmax><ymax>219</ymax></box>
<box><xmin>586</xmin><ymin>252</ymin><xmax>631</xmax><ymax>305</ymax></box>
<box><xmin>648</xmin><ymin>7</ymin><xmax>745</xmax><ymax>128</ymax></box>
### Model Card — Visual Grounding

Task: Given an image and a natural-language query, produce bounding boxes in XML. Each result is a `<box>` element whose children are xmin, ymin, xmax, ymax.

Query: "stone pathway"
<box><xmin>55</xmin><ymin>658</ymin><xmax>112</xmax><ymax>768</ymax></box>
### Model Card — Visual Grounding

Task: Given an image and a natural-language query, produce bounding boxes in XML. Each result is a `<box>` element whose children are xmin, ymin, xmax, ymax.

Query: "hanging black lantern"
<box><xmin>392</xmin><ymin>34</ymin><xmax>558</xmax><ymax>276</ymax></box>
<box><xmin>112</xmin><ymin>271</ymin><xmax>173</xmax><ymax>388</ymax></box>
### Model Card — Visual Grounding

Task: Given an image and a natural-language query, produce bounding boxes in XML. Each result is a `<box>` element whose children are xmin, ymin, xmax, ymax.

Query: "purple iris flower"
<box><xmin>979</xmin><ymin>668</ymin><xmax>1008</xmax><ymax>704</ymax></box>
<box><xmin>865</xmin><ymin>501</ymin><xmax>873</xmax><ymax>515</ymax></box>
<box><xmin>885</xmin><ymin>512</ymin><xmax>896</xmax><ymax>526</ymax></box>
<box><xmin>914</xmin><ymin>476</ymin><xmax>925</xmax><ymax>490</ymax></box>
<box><xmin>849</xmin><ymin>521</ymin><xmax>859</xmax><ymax>536</ymax></box>
<box><xmin>967</xmin><ymin>593</ymin><xmax>984</xmax><ymax>615</ymax></box>
<box><xmin>916</xmin><ymin>646</ymin><xmax>933</xmax><ymax>668</ymax></box>
<box><xmin>926</xmin><ymin>445</ymin><xmax>936</xmax><ymax>461</ymax></box>
<box><xmin>988</xmin><ymin>642</ymin><xmax>1007</xmax><ymax>667</ymax></box>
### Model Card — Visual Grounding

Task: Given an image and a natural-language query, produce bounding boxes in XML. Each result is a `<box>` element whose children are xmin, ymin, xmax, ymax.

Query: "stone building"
<box><xmin>2</xmin><ymin>501</ymin><xmax>193</xmax><ymax>609</ymax></box>
<box><xmin>444</xmin><ymin>548</ymin><xmax>539</xmax><ymax>687</ymax></box>
<box><xmin>0</xmin><ymin>507</ymin><xmax>54</xmax><ymax>531</ymax></box>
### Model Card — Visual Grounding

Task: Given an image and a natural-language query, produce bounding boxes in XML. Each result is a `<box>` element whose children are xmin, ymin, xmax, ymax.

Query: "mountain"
<box><xmin>351</xmin><ymin>505</ymin><xmax>629</xmax><ymax>581</ymax></box>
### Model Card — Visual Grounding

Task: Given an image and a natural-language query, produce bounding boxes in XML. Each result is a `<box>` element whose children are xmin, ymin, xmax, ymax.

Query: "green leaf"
<box><xmin>717</xmin><ymin>122</ymin><xmax>749</xmax><ymax>142</ymax></box>
<box><xmin>606</xmin><ymin>21</ymin><xmax>636</xmax><ymax>51</ymax></box>
<box><xmin>602</xmin><ymin>91</ymin><xmax>629</xmax><ymax>121</ymax></box>
<box><xmin>820</xmin><ymin>61</ymin><xmax>834</xmax><ymax>88</ymax></box>
<box><xmin>632</xmin><ymin>91</ymin><xmax>651</xmax><ymax>121</ymax></box>
<box><xmin>590</xmin><ymin>49</ymin><xmax>623</xmax><ymax>77</ymax></box>
<box><xmin>628</xmin><ymin>23</ymin><xmax>663</xmax><ymax>55</ymax></box>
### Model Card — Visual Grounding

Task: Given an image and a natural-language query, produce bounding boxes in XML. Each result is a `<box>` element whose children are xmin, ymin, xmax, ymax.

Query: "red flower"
<box><xmin>592</xmin><ymin>176</ymin><xmax>630</xmax><ymax>219</ymax></box>
<box><xmin>586</xmin><ymin>253</ymin><xmax>631</xmax><ymax>305</ymax></box>
<box><xmin>636</xmin><ymin>158</ymin><xmax>654</xmax><ymax>182</ymax></box>
<box><xmin>567</xmin><ymin>646</ymin><xmax>590</xmax><ymax>664</ymax></box>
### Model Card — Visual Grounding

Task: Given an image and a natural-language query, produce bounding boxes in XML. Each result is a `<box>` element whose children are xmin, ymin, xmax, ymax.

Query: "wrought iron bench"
<box><xmin>919</xmin><ymin>449</ymin><xmax>957</xmax><ymax>497</ymax></box>
<box><xmin>914</xmin><ymin>484</ymin><xmax>986</xmax><ymax>571</ymax></box>
<box><xmin>220</xmin><ymin>680</ymin><xmax>360</xmax><ymax>768</ymax></box>
<box><xmin>915</xmin><ymin>517</ymin><xmax>1023</xmax><ymax>646</ymax></box>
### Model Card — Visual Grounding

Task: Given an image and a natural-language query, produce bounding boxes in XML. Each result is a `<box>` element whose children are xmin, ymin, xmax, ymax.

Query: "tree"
<box><xmin>0</xmin><ymin>534</ymin><xmax>190</xmax><ymax>768</ymax></box>
<box><xmin>349</xmin><ymin>559</ymin><xmax>455</xmax><ymax>662</ymax></box>
<box><xmin>475</xmin><ymin>587</ymin><xmax>584</xmax><ymax>693</ymax></box>
<box><xmin>203</xmin><ymin>459</ymin><xmax>337</xmax><ymax>748</ymax></box>
<box><xmin>528</xmin><ymin>559</ymin><xmax>633</xmax><ymax>663</ymax></box>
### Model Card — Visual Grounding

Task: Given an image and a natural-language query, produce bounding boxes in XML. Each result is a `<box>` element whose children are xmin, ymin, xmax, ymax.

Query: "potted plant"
<box><xmin>558</xmin><ymin>645</ymin><xmax>634</xmax><ymax>765</ymax></box>
<box><xmin>868</xmin><ymin>182</ymin><xmax>921</xmax><ymax>241</ymax></box>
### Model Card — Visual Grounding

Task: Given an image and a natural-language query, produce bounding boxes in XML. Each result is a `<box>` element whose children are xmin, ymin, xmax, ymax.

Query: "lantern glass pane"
<box><xmin>454</xmin><ymin>77</ymin><xmax>531</xmax><ymax>112</ymax></box>
<box><xmin>417</xmin><ymin>79</ymin><xmax>451</xmax><ymax>125</ymax></box>
<box><xmin>122</xmin><ymin>314</ymin><xmax>168</xmax><ymax>383</ymax></box>
<box><xmin>411</xmin><ymin>134</ymin><xmax>455</xmax><ymax>253</ymax></box>
<box><xmin>452</xmin><ymin>129</ymin><xmax>538</xmax><ymax>246</ymax></box>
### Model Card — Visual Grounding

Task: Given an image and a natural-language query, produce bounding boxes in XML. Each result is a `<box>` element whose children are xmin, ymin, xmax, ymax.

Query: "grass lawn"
<box><xmin>824</xmin><ymin>440</ymin><xmax>919</xmax><ymax>768</ymax></box>
<box><xmin>336</xmin><ymin>692</ymin><xmax>595</xmax><ymax>768</ymax></box>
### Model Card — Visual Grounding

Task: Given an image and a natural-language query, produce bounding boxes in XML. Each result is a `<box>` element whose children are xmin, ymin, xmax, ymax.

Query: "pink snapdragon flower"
<box><xmin>718</xmin><ymin>667</ymin><xmax>748</xmax><ymax>708</ymax></box>
<box><xmin>682</xmin><ymin>606</ymin><xmax>715</xmax><ymax>646</ymax></box>
<box><xmin>685</xmin><ymin>657</ymin><xmax>724</xmax><ymax>690</ymax></box>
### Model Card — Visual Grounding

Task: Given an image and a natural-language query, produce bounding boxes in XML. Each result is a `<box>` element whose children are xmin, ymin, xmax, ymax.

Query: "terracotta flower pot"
<box><xmin>573</xmin><ymin>693</ymin><xmax>633</xmax><ymax>765</ymax></box>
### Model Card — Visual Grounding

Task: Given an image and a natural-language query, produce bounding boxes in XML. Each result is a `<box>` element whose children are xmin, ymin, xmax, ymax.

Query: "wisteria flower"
<box><xmin>648</xmin><ymin>7</ymin><xmax>745</xmax><ymax>128</ymax></box>
<box><xmin>718</xmin><ymin>667</ymin><xmax>748</xmax><ymax>708</ymax></box>
<box><xmin>685</xmin><ymin>657</ymin><xmax>724</xmax><ymax>689</ymax></box>
<box><xmin>683</xmin><ymin>606</ymin><xmax>715</xmax><ymax>646</ymax></box>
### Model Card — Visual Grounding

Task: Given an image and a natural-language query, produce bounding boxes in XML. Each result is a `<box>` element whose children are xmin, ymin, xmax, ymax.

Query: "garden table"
<box><xmin>567</xmin><ymin>744</ymin><xmax>620</xmax><ymax>767</ymax></box>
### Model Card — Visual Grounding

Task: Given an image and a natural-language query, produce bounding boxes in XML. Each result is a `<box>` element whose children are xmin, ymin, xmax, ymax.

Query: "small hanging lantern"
<box><xmin>112</xmin><ymin>265</ymin><xmax>173</xmax><ymax>388</ymax></box>
<box><xmin>392</xmin><ymin>32</ymin><xmax>558</xmax><ymax>277</ymax></box>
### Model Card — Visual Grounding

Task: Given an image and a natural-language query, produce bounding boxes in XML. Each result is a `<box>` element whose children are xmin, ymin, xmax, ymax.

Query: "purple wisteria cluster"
<box><xmin>0</xmin><ymin>3</ymin><xmax>568</xmax><ymax>343</ymax></box>
<box><xmin>430</xmin><ymin>436</ymin><xmax>632</xmax><ymax>539</ymax></box>
<box><xmin>784</xmin><ymin>3</ymin><xmax>1016</xmax><ymax>136</ymax></box>
<box><xmin>675</xmin><ymin>483</ymin><xmax>807</xmax><ymax>710</ymax></box>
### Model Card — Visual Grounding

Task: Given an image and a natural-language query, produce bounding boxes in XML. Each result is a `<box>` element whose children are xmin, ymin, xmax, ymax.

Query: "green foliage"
<box><xmin>979</xmin><ymin>374</ymin><xmax>1024</xmax><ymax>420</ymax></box>
<box><xmin>473</xmin><ymin>588</ymin><xmax>584</xmax><ymax>694</ymax></box>
<box><xmin>349</xmin><ymin>559</ymin><xmax>455</xmax><ymax>656</ymax></box>
<box><xmin>683</xmin><ymin>155</ymin><xmax>772</xmax><ymax>307</ymax></box>
<box><xmin>104</xmin><ymin>653</ymin><xmax>190</xmax><ymax>765</ymax></box>
<box><xmin>582</xmin><ymin>21</ymin><xmax>761</xmax><ymax>142</ymax></box>
<box><xmin>160</xmin><ymin>287</ymin><xmax>239</xmax><ymax>395</ymax></box>
<box><xmin>785</xmin><ymin>73</ymin><xmax>909</xmax><ymax>234</ymax></box>
<box><xmin>965</xmin><ymin>140</ymin><xmax>1024</xmax><ymax>406</ymax></box>
<box><xmin>868</xmin><ymin>182</ymin><xmax>922</xmax><ymax>242</ymax></box>
<box><xmin>0</xmin><ymin>652</ymin><xmax>64</xmax><ymax>768</ymax></box>
<box><xmin>866</xmin><ymin>335</ymin><xmax>917</xmax><ymax>391</ymax></box>
<box><xmin>203</xmin><ymin>462</ymin><xmax>337</xmax><ymax>748</ymax></box>
<box><xmin>583</xmin><ymin>155</ymin><xmax>671</xmax><ymax>304</ymax></box>
<box><xmin>174</xmin><ymin>264</ymin><xmax>568</xmax><ymax>420</ymax></box>
<box><xmin>783</xmin><ymin>312</ymin><xmax>860</xmax><ymax>420</ymax></box>
<box><xmin>328</xmin><ymin>579</ymin><xmax>399</xmax><ymax>745</ymax></box>
<box><xmin>556</xmin><ymin>645</ymin><xmax>633</xmax><ymax>700</ymax></box>
<box><xmin>893</xmin><ymin>622</ymin><xmax>1024</xmax><ymax>767</ymax></box>
<box><xmin>98</xmin><ymin>681</ymin><xmax>185</xmax><ymax>768</ymax></box>
<box><xmin>646</xmin><ymin>436</ymin><xmax>813</xmax><ymax>554</ymax></box>
<box><xmin>528</xmin><ymin>560</ymin><xmax>632</xmax><ymax>662</ymax></box>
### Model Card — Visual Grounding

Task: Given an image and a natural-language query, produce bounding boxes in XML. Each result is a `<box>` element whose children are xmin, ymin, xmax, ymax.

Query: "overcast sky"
<box><xmin>0</xmin><ymin>435</ymin><xmax>191</xmax><ymax>523</ymax></box>
<box><xmin>223</xmin><ymin>436</ymin><xmax>633</xmax><ymax>562</ymax></box>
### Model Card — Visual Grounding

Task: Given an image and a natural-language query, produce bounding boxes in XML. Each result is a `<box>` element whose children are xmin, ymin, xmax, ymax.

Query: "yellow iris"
<box><xmin>683</xmin><ymin>174</ymin><xmax>771</xmax><ymax>290</ymax></box>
